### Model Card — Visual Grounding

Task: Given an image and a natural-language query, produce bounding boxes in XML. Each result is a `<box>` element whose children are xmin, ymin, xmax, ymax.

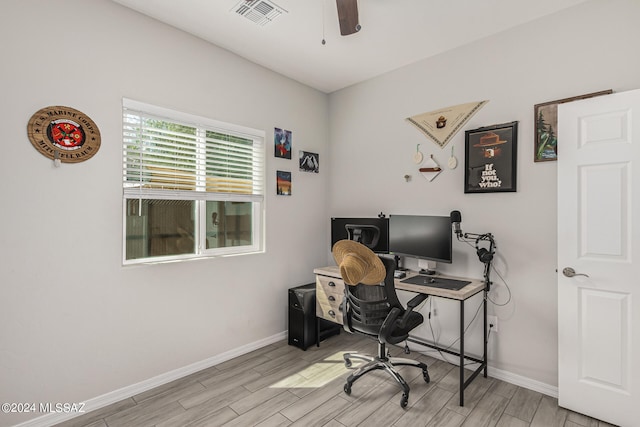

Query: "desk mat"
<box><xmin>400</xmin><ymin>275</ymin><xmax>471</xmax><ymax>291</ymax></box>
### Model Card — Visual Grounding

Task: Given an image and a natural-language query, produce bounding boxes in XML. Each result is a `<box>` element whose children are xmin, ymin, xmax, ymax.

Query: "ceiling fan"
<box><xmin>336</xmin><ymin>0</ymin><xmax>361</xmax><ymax>36</ymax></box>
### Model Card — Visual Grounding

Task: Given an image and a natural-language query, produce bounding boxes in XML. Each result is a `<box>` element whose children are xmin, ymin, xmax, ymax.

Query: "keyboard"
<box><xmin>400</xmin><ymin>275</ymin><xmax>471</xmax><ymax>291</ymax></box>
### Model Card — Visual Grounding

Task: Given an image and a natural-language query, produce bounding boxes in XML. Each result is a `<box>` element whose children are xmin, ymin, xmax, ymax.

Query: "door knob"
<box><xmin>562</xmin><ymin>267</ymin><xmax>589</xmax><ymax>278</ymax></box>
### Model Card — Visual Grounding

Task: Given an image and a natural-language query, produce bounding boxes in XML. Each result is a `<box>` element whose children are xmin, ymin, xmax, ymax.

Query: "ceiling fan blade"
<box><xmin>336</xmin><ymin>0</ymin><xmax>360</xmax><ymax>36</ymax></box>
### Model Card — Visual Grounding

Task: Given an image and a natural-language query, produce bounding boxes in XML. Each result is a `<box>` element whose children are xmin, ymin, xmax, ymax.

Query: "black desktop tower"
<box><xmin>288</xmin><ymin>283</ymin><xmax>340</xmax><ymax>350</ymax></box>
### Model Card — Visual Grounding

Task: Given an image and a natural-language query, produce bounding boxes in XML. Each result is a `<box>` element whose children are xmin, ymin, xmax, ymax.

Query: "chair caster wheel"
<box><xmin>423</xmin><ymin>371</ymin><xmax>430</xmax><ymax>383</ymax></box>
<box><xmin>400</xmin><ymin>393</ymin><xmax>408</xmax><ymax>408</ymax></box>
<box><xmin>344</xmin><ymin>359</ymin><xmax>352</xmax><ymax>368</ymax></box>
<box><xmin>344</xmin><ymin>384</ymin><xmax>352</xmax><ymax>395</ymax></box>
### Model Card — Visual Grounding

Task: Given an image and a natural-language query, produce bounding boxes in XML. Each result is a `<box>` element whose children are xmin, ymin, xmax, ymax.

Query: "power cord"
<box><xmin>460</xmin><ymin>238</ymin><xmax>512</xmax><ymax>307</ymax></box>
<box><xmin>488</xmin><ymin>264</ymin><xmax>512</xmax><ymax>306</ymax></box>
<box><xmin>411</xmin><ymin>297</ymin><xmax>485</xmax><ymax>366</ymax></box>
<box><xmin>404</xmin><ymin>237</ymin><xmax>507</xmax><ymax>365</ymax></box>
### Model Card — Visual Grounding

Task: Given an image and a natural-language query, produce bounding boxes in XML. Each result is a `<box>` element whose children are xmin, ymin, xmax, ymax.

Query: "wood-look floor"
<box><xmin>54</xmin><ymin>332</ymin><xmax>616</xmax><ymax>427</ymax></box>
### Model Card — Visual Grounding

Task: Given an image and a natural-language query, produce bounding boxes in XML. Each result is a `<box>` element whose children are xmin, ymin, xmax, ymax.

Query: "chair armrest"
<box><xmin>381</xmin><ymin>294</ymin><xmax>429</xmax><ymax>343</ymax></box>
<box><xmin>398</xmin><ymin>294</ymin><xmax>428</xmax><ymax>329</ymax></box>
<box><xmin>406</xmin><ymin>293</ymin><xmax>428</xmax><ymax>309</ymax></box>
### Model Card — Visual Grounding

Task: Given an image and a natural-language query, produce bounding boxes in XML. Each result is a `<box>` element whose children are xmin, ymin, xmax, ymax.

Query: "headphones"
<box><xmin>475</xmin><ymin>234</ymin><xmax>495</xmax><ymax>264</ymax></box>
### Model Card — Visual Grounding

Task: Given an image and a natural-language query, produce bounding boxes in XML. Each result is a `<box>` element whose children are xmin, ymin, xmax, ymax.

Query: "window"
<box><xmin>122</xmin><ymin>99</ymin><xmax>265</xmax><ymax>264</ymax></box>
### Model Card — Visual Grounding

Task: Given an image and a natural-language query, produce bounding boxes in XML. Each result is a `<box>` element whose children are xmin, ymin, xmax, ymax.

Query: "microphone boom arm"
<box><xmin>448</xmin><ymin>210</ymin><xmax>496</xmax><ymax>292</ymax></box>
<box><xmin>459</xmin><ymin>231</ymin><xmax>496</xmax><ymax>292</ymax></box>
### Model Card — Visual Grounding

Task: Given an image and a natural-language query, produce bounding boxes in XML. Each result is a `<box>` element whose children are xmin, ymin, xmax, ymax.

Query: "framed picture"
<box><xmin>465</xmin><ymin>121</ymin><xmax>518</xmax><ymax>193</ymax></box>
<box><xmin>534</xmin><ymin>89</ymin><xmax>612</xmax><ymax>162</ymax></box>
<box><xmin>276</xmin><ymin>170</ymin><xmax>291</xmax><ymax>195</ymax></box>
<box><xmin>274</xmin><ymin>127</ymin><xmax>292</xmax><ymax>159</ymax></box>
<box><xmin>299</xmin><ymin>151</ymin><xmax>319</xmax><ymax>173</ymax></box>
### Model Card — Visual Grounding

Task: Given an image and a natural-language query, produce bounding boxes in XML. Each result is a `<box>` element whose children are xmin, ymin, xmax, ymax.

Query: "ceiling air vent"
<box><xmin>232</xmin><ymin>0</ymin><xmax>288</xmax><ymax>26</ymax></box>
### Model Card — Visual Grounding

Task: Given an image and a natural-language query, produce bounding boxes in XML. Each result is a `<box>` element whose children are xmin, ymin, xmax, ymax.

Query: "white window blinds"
<box><xmin>122</xmin><ymin>100</ymin><xmax>264</xmax><ymax>198</ymax></box>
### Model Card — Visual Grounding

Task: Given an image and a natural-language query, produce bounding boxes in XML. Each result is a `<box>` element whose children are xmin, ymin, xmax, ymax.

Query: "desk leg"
<box><xmin>459</xmin><ymin>300</ymin><xmax>465</xmax><ymax>406</ymax></box>
<box><xmin>483</xmin><ymin>290</ymin><xmax>488</xmax><ymax>377</ymax></box>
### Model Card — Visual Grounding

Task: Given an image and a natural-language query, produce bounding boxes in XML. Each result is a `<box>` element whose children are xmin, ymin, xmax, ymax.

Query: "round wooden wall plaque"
<box><xmin>27</xmin><ymin>106</ymin><xmax>101</xmax><ymax>163</ymax></box>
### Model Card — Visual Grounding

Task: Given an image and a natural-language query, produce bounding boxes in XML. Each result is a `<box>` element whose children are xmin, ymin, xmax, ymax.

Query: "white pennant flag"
<box><xmin>406</xmin><ymin>100</ymin><xmax>488</xmax><ymax>148</ymax></box>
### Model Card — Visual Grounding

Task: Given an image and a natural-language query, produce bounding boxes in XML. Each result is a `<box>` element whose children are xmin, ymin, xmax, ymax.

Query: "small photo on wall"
<box><xmin>276</xmin><ymin>170</ymin><xmax>291</xmax><ymax>195</ymax></box>
<box><xmin>274</xmin><ymin>127</ymin><xmax>292</xmax><ymax>159</ymax></box>
<box><xmin>299</xmin><ymin>151</ymin><xmax>319</xmax><ymax>173</ymax></box>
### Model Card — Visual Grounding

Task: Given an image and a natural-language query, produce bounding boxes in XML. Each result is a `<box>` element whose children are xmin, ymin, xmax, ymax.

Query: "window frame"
<box><xmin>122</xmin><ymin>98</ymin><xmax>265</xmax><ymax>265</ymax></box>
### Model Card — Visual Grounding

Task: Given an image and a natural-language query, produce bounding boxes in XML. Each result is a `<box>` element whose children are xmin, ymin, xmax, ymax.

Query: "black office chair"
<box><xmin>340</xmin><ymin>256</ymin><xmax>430</xmax><ymax>408</ymax></box>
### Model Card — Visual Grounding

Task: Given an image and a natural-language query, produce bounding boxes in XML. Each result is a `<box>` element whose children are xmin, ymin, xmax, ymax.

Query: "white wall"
<box><xmin>327</xmin><ymin>0</ymin><xmax>640</xmax><ymax>388</ymax></box>
<box><xmin>0</xmin><ymin>1</ymin><xmax>328</xmax><ymax>425</ymax></box>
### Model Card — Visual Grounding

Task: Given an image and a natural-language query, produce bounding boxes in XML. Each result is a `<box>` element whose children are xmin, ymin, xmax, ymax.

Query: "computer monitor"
<box><xmin>388</xmin><ymin>215</ymin><xmax>452</xmax><ymax>264</ymax></box>
<box><xmin>331</xmin><ymin>217</ymin><xmax>389</xmax><ymax>253</ymax></box>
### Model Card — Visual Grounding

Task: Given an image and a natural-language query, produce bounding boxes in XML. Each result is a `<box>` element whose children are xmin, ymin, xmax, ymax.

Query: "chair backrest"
<box><xmin>343</xmin><ymin>256</ymin><xmax>403</xmax><ymax>336</ymax></box>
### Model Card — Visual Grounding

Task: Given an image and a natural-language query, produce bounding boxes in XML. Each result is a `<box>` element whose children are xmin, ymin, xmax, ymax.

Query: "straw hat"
<box><xmin>332</xmin><ymin>240</ymin><xmax>386</xmax><ymax>285</ymax></box>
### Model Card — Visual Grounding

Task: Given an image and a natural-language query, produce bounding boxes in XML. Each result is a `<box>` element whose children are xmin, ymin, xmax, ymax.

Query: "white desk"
<box><xmin>314</xmin><ymin>266</ymin><xmax>488</xmax><ymax>406</ymax></box>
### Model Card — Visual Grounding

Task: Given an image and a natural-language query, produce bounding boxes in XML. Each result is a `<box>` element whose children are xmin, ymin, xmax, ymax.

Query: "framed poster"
<box><xmin>533</xmin><ymin>89</ymin><xmax>612</xmax><ymax>162</ymax></box>
<box><xmin>465</xmin><ymin>121</ymin><xmax>518</xmax><ymax>193</ymax></box>
<box><xmin>274</xmin><ymin>127</ymin><xmax>292</xmax><ymax>159</ymax></box>
<box><xmin>299</xmin><ymin>151</ymin><xmax>319</xmax><ymax>173</ymax></box>
<box><xmin>276</xmin><ymin>170</ymin><xmax>291</xmax><ymax>195</ymax></box>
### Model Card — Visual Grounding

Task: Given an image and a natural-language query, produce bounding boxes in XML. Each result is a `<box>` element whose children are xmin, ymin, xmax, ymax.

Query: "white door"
<box><xmin>558</xmin><ymin>88</ymin><xmax>640</xmax><ymax>427</ymax></box>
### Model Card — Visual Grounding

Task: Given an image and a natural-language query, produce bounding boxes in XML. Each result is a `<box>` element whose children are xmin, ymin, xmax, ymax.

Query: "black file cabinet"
<box><xmin>288</xmin><ymin>283</ymin><xmax>340</xmax><ymax>350</ymax></box>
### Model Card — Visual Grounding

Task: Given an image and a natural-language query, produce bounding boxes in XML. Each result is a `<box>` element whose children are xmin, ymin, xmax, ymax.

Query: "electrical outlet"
<box><xmin>488</xmin><ymin>315</ymin><xmax>498</xmax><ymax>332</ymax></box>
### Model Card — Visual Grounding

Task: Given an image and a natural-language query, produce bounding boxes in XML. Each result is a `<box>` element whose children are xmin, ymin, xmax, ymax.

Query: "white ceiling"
<box><xmin>111</xmin><ymin>0</ymin><xmax>588</xmax><ymax>93</ymax></box>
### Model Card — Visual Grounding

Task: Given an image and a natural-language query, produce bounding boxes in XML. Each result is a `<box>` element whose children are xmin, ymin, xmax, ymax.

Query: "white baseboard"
<box><xmin>488</xmin><ymin>365</ymin><xmax>558</xmax><ymax>398</ymax></box>
<box><xmin>411</xmin><ymin>345</ymin><xmax>558</xmax><ymax>398</ymax></box>
<box><xmin>14</xmin><ymin>330</ymin><xmax>557</xmax><ymax>426</ymax></box>
<box><xmin>13</xmin><ymin>331</ymin><xmax>287</xmax><ymax>427</ymax></box>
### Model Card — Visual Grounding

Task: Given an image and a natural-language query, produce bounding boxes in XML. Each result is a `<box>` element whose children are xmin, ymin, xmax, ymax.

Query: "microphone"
<box><xmin>450</xmin><ymin>210</ymin><xmax>462</xmax><ymax>237</ymax></box>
